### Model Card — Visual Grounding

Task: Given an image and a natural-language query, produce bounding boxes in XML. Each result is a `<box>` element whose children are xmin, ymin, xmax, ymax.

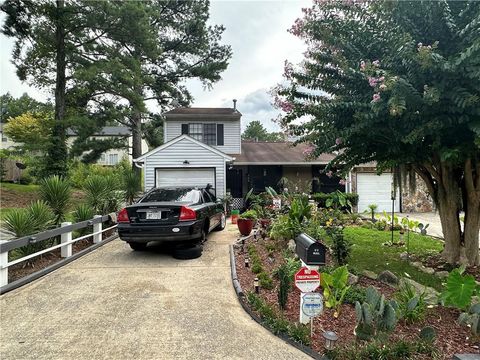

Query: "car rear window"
<box><xmin>140</xmin><ymin>188</ymin><xmax>200</xmax><ymax>203</ymax></box>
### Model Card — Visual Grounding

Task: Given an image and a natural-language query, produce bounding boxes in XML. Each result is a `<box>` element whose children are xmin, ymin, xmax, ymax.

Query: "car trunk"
<box><xmin>125</xmin><ymin>202</ymin><xmax>190</xmax><ymax>225</ymax></box>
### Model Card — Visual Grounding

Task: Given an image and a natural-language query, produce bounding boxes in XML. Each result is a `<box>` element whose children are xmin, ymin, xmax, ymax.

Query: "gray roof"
<box><xmin>164</xmin><ymin>107</ymin><xmax>241</xmax><ymax>118</ymax></box>
<box><xmin>67</xmin><ymin>126</ymin><xmax>131</xmax><ymax>136</ymax></box>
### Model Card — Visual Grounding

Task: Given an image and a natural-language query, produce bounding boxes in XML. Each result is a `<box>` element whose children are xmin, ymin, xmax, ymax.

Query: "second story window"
<box><xmin>185</xmin><ymin>123</ymin><xmax>218</xmax><ymax>146</ymax></box>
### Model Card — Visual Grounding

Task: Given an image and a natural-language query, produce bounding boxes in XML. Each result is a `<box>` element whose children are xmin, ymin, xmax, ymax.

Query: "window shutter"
<box><xmin>181</xmin><ymin>124</ymin><xmax>189</xmax><ymax>135</ymax></box>
<box><xmin>217</xmin><ymin>124</ymin><xmax>224</xmax><ymax>146</ymax></box>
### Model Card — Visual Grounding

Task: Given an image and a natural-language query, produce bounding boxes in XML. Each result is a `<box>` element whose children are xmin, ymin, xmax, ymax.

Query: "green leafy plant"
<box><xmin>239</xmin><ymin>209</ymin><xmax>257</xmax><ymax>220</ymax></box>
<box><xmin>39</xmin><ymin>175</ymin><xmax>71</xmax><ymax>224</ymax></box>
<box><xmin>419</xmin><ymin>326</ymin><xmax>436</xmax><ymax>343</ymax></box>
<box><xmin>367</xmin><ymin>204</ymin><xmax>378</xmax><ymax>221</ymax></box>
<box><xmin>275</xmin><ymin>262</ymin><xmax>292</xmax><ymax>310</ymax></box>
<box><xmin>321</xmin><ymin>265</ymin><xmax>350</xmax><ymax>317</ymax></box>
<box><xmin>325</xmin><ymin>190</ymin><xmax>353</xmax><ymax>212</ymax></box>
<box><xmin>417</xmin><ymin>223</ymin><xmax>429</xmax><ymax>235</ymax></box>
<box><xmin>83</xmin><ymin>175</ymin><xmax>123</xmax><ymax>215</ymax></box>
<box><xmin>123</xmin><ymin>167</ymin><xmax>142</xmax><ymax>204</ymax></box>
<box><xmin>344</xmin><ymin>285</ymin><xmax>367</xmax><ymax>305</ymax></box>
<box><xmin>441</xmin><ymin>266</ymin><xmax>479</xmax><ymax>310</ymax></box>
<box><xmin>458</xmin><ymin>303</ymin><xmax>480</xmax><ymax>336</ymax></box>
<box><xmin>354</xmin><ymin>286</ymin><xmax>398</xmax><ymax>341</ymax></box>
<box><xmin>72</xmin><ymin>204</ymin><xmax>95</xmax><ymax>236</ymax></box>
<box><xmin>395</xmin><ymin>281</ymin><xmax>427</xmax><ymax>324</ymax></box>
<box><xmin>312</xmin><ymin>192</ymin><xmax>359</xmax><ymax>210</ymax></box>
<box><xmin>326</xmin><ymin>225</ymin><xmax>350</xmax><ymax>265</ymax></box>
<box><xmin>258</xmin><ymin>271</ymin><xmax>274</xmax><ymax>290</ymax></box>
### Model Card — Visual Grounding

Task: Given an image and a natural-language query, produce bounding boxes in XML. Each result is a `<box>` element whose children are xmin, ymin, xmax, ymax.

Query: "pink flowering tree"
<box><xmin>274</xmin><ymin>1</ymin><xmax>480</xmax><ymax>266</ymax></box>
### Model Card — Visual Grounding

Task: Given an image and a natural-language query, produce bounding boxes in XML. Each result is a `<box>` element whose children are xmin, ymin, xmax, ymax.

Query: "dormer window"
<box><xmin>182</xmin><ymin>123</ymin><xmax>224</xmax><ymax>146</ymax></box>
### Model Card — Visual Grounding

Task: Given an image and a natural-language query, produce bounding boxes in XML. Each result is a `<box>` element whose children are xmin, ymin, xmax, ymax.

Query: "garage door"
<box><xmin>356</xmin><ymin>173</ymin><xmax>400</xmax><ymax>213</ymax></box>
<box><xmin>156</xmin><ymin>168</ymin><xmax>215</xmax><ymax>189</ymax></box>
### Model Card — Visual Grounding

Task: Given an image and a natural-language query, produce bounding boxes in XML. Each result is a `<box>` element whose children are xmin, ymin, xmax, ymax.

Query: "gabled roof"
<box><xmin>164</xmin><ymin>107</ymin><xmax>241</xmax><ymax>118</ymax></box>
<box><xmin>229</xmin><ymin>141</ymin><xmax>336</xmax><ymax>165</ymax></box>
<box><xmin>133</xmin><ymin>134</ymin><xmax>233</xmax><ymax>162</ymax></box>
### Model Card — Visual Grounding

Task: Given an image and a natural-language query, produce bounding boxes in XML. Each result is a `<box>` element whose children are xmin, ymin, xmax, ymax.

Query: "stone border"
<box><xmin>229</xmin><ymin>244</ymin><xmax>328</xmax><ymax>360</ymax></box>
<box><xmin>0</xmin><ymin>234</ymin><xmax>118</xmax><ymax>295</ymax></box>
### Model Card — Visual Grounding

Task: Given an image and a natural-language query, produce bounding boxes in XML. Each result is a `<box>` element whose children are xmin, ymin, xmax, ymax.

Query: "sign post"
<box><xmin>295</xmin><ymin>267</ymin><xmax>321</xmax><ymax>324</ymax></box>
<box><xmin>301</xmin><ymin>292</ymin><xmax>323</xmax><ymax>335</ymax></box>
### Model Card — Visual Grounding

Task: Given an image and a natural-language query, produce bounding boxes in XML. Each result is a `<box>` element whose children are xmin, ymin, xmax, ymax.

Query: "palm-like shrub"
<box><xmin>3</xmin><ymin>201</ymin><xmax>55</xmax><ymax>265</ymax></box>
<box><xmin>39</xmin><ymin>175</ymin><xmax>71</xmax><ymax>224</ymax></box>
<box><xmin>72</xmin><ymin>203</ymin><xmax>95</xmax><ymax>236</ymax></box>
<box><xmin>123</xmin><ymin>168</ymin><xmax>141</xmax><ymax>204</ymax></box>
<box><xmin>83</xmin><ymin>175</ymin><xmax>123</xmax><ymax>215</ymax></box>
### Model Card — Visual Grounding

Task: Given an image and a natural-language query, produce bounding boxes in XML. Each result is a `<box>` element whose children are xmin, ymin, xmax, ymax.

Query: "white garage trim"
<box><xmin>356</xmin><ymin>172</ymin><xmax>400</xmax><ymax>213</ymax></box>
<box><xmin>155</xmin><ymin>168</ymin><xmax>215</xmax><ymax>189</ymax></box>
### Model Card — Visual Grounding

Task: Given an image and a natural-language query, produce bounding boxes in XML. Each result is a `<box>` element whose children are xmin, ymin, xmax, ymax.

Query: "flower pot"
<box><xmin>237</xmin><ymin>218</ymin><xmax>255</xmax><ymax>236</ymax></box>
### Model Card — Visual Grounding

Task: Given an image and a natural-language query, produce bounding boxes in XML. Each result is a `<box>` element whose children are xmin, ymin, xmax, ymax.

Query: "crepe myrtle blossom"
<box><xmin>379</xmin><ymin>84</ymin><xmax>387</xmax><ymax>91</ymax></box>
<box><xmin>372</xmin><ymin>60</ymin><xmax>380</xmax><ymax>67</ymax></box>
<box><xmin>302</xmin><ymin>144</ymin><xmax>316</xmax><ymax>156</ymax></box>
<box><xmin>339</xmin><ymin>179</ymin><xmax>350</xmax><ymax>186</ymax></box>
<box><xmin>326</xmin><ymin>170</ymin><xmax>333</xmax><ymax>178</ymax></box>
<box><xmin>335</xmin><ymin>137</ymin><xmax>342</xmax><ymax>145</ymax></box>
<box><xmin>284</xmin><ymin>60</ymin><xmax>294</xmax><ymax>79</ymax></box>
<box><xmin>289</xmin><ymin>18</ymin><xmax>304</xmax><ymax>37</ymax></box>
<box><xmin>360</xmin><ymin>60</ymin><xmax>366</xmax><ymax>71</ymax></box>
<box><xmin>372</xmin><ymin>93</ymin><xmax>381</xmax><ymax>102</ymax></box>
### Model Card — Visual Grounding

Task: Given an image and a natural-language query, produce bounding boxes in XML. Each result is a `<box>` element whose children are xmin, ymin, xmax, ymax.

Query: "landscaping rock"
<box><xmin>399</xmin><ymin>252</ymin><xmax>409</xmax><ymax>261</ymax></box>
<box><xmin>287</xmin><ymin>239</ymin><xmax>296</xmax><ymax>252</ymax></box>
<box><xmin>378</xmin><ymin>270</ymin><xmax>399</xmax><ymax>285</ymax></box>
<box><xmin>421</xmin><ymin>267</ymin><xmax>435</xmax><ymax>275</ymax></box>
<box><xmin>411</xmin><ymin>261</ymin><xmax>424</xmax><ymax>269</ymax></box>
<box><xmin>435</xmin><ymin>271</ymin><xmax>449</xmax><ymax>279</ymax></box>
<box><xmin>399</xmin><ymin>277</ymin><xmax>439</xmax><ymax>305</ymax></box>
<box><xmin>362</xmin><ymin>270</ymin><xmax>378</xmax><ymax>280</ymax></box>
<box><xmin>348</xmin><ymin>273</ymin><xmax>359</xmax><ymax>285</ymax></box>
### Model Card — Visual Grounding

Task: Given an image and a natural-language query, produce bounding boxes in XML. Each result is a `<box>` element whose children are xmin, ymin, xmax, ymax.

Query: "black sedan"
<box><xmin>117</xmin><ymin>186</ymin><xmax>226</xmax><ymax>251</ymax></box>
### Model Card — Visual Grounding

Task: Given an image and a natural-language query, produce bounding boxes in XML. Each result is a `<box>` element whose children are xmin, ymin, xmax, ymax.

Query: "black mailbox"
<box><xmin>295</xmin><ymin>233</ymin><xmax>326</xmax><ymax>265</ymax></box>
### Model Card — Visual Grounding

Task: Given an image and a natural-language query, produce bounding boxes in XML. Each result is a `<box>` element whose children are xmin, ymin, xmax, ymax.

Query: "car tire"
<box><xmin>215</xmin><ymin>213</ymin><xmax>226</xmax><ymax>231</ymax></box>
<box><xmin>129</xmin><ymin>242</ymin><xmax>148</xmax><ymax>251</ymax></box>
<box><xmin>172</xmin><ymin>244</ymin><xmax>203</xmax><ymax>260</ymax></box>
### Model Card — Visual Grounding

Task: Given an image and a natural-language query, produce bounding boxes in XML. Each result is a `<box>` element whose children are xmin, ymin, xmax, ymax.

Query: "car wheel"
<box><xmin>172</xmin><ymin>244</ymin><xmax>202</xmax><ymax>260</ymax></box>
<box><xmin>215</xmin><ymin>213</ymin><xmax>226</xmax><ymax>231</ymax></box>
<box><xmin>129</xmin><ymin>242</ymin><xmax>148</xmax><ymax>251</ymax></box>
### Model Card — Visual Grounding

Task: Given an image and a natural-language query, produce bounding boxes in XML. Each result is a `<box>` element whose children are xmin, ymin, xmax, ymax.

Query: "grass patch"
<box><xmin>339</xmin><ymin>227</ymin><xmax>444</xmax><ymax>291</ymax></box>
<box><xmin>1</xmin><ymin>182</ymin><xmax>39</xmax><ymax>192</ymax></box>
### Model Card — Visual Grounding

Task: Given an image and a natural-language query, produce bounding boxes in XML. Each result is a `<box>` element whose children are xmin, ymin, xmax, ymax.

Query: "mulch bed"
<box><xmin>234</xmin><ymin>236</ymin><xmax>480</xmax><ymax>359</ymax></box>
<box><xmin>7</xmin><ymin>230</ymin><xmax>116</xmax><ymax>283</ymax></box>
<box><xmin>413</xmin><ymin>253</ymin><xmax>480</xmax><ymax>282</ymax></box>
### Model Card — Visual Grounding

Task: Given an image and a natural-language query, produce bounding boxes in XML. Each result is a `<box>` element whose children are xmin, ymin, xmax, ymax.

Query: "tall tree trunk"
<box><xmin>436</xmin><ymin>182</ymin><xmax>462</xmax><ymax>263</ymax></box>
<box><xmin>45</xmin><ymin>0</ymin><xmax>68</xmax><ymax>177</ymax></box>
<box><xmin>463</xmin><ymin>158</ymin><xmax>480</xmax><ymax>265</ymax></box>
<box><xmin>131</xmin><ymin>109</ymin><xmax>142</xmax><ymax>178</ymax></box>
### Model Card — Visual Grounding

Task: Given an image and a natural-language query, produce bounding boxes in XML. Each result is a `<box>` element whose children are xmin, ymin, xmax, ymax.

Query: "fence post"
<box><xmin>93</xmin><ymin>215</ymin><xmax>102</xmax><ymax>244</ymax></box>
<box><xmin>61</xmin><ymin>222</ymin><xmax>72</xmax><ymax>258</ymax></box>
<box><xmin>0</xmin><ymin>240</ymin><xmax>8</xmax><ymax>287</ymax></box>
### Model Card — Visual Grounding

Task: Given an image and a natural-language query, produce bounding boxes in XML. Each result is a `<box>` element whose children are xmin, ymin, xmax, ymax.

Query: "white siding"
<box><xmin>356</xmin><ymin>173</ymin><xmax>399</xmax><ymax>213</ymax></box>
<box><xmin>143</xmin><ymin>138</ymin><xmax>226</xmax><ymax>198</ymax></box>
<box><xmin>164</xmin><ymin>119</ymin><xmax>241</xmax><ymax>154</ymax></box>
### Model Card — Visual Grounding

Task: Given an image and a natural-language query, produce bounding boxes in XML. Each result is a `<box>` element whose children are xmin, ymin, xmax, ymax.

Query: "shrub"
<box><xmin>312</xmin><ymin>192</ymin><xmax>359</xmax><ymax>208</ymax></box>
<box><xmin>276</xmin><ymin>263</ymin><xmax>291</xmax><ymax>310</ymax></box>
<box><xmin>395</xmin><ymin>282</ymin><xmax>427</xmax><ymax>324</ymax></box>
<box><xmin>321</xmin><ymin>265</ymin><xmax>350</xmax><ymax>317</ymax></box>
<box><xmin>269</xmin><ymin>214</ymin><xmax>296</xmax><ymax>241</ymax></box>
<box><xmin>39</xmin><ymin>175</ymin><xmax>71</xmax><ymax>224</ymax></box>
<box><xmin>326</xmin><ymin>226</ymin><xmax>351</xmax><ymax>265</ymax></box>
<box><xmin>288</xmin><ymin>323</ymin><xmax>311</xmax><ymax>346</ymax></box>
<box><xmin>123</xmin><ymin>167</ymin><xmax>142</xmax><ymax>204</ymax></box>
<box><xmin>344</xmin><ymin>285</ymin><xmax>367</xmax><ymax>305</ymax></box>
<box><xmin>240</xmin><ymin>209</ymin><xmax>257</xmax><ymax>220</ymax></box>
<box><xmin>258</xmin><ymin>271</ymin><xmax>274</xmax><ymax>290</ymax></box>
<box><xmin>3</xmin><ymin>208</ymin><xmax>35</xmax><ymax>238</ymax></box>
<box><xmin>72</xmin><ymin>204</ymin><xmax>95</xmax><ymax>236</ymax></box>
<box><xmin>83</xmin><ymin>175</ymin><xmax>123</xmax><ymax>215</ymax></box>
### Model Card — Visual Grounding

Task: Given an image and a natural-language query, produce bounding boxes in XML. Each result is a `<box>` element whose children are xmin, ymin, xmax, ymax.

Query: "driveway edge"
<box><xmin>0</xmin><ymin>234</ymin><xmax>118</xmax><ymax>295</ymax></box>
<box><xmin>229</xmin><ymin>244</ymin><xmax>328</xmax><ymax>360</ymax></box>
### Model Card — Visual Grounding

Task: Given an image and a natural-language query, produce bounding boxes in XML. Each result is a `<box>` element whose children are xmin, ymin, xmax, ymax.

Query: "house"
<box><xmin>134</xmin><ymin>103</ymin><xmax>432</xmax><ymax>213</ymax></box>
<box><xmin>66</xmin><ymin>126</ymin><xmax>149</xmax><ymax>166</ymax></box>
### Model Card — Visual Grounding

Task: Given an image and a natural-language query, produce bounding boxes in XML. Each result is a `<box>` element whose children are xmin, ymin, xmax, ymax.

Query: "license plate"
<box><xmin>146</xmin><ymin>211</ymin><xmax>162</xmax><ymax>220</ymax></box>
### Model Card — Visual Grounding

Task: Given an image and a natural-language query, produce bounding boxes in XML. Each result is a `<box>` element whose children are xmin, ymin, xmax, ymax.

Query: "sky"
<box><xmin>0</xmin><ymin>0</ymin><xmax>310</xmax><ymax>131</ymax></box>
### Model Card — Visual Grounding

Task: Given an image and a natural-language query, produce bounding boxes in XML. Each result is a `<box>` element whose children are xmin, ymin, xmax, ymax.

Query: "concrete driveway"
<box><xmin>0</xmin><ymin>225</ymin><xmax>310</xmax><ymax>360</ymax></box>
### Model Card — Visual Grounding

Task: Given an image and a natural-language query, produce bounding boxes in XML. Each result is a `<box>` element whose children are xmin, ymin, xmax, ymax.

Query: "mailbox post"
<box><xmin>294</xmin><ymin>233</ymin><xmax>326</xmax><ymax>324</ymax></box>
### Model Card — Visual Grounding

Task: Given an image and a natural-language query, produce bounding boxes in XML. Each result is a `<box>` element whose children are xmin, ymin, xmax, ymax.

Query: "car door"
<box><xmin>206</xmin><ymin>188</ymin><xmax>223</xmax><ymax>228</ymax></box>
<box><xmin>202</xmin><ymin>190</ymin><xmax>219</xmax><ymax>231</ymax></box>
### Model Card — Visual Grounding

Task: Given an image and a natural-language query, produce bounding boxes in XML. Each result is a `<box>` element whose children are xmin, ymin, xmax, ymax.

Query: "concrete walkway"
<box><xmin>0</xmin><ymin>224</ymin><xmax>310</xmax><ymax>360</ymax></box>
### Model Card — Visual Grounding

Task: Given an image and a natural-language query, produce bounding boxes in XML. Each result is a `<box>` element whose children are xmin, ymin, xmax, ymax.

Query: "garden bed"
<box><xmin>234</xmin><ymin>235</ymin><xmax>479</xmax><ymax>359</ymax></box>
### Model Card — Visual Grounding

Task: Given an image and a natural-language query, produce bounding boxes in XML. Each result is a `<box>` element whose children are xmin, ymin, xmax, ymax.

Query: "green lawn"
<box><xmin>341</xmin><ymin>227</ymin><xmax>444</xmax><ymax>291</ymax></box>
<box><xmin>0</xmin><ymin>182</ymin><xmax>39</xmax><ymax>192</ymax></box>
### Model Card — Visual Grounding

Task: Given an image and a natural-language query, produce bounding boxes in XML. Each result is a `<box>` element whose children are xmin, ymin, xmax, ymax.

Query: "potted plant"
<box><xmin>237</xmin><ymin>209</ymin><xmax>257</xmax><ymax>236</ymax></box>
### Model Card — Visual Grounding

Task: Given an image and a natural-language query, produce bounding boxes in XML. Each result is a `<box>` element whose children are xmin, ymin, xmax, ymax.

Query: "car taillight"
<box><xmin>179</xmin><ymin>206</ymin><xmax>196</xmax><ymax>221</ymax></box>
<box><xmin>118</xmin><ymin>208</ymin><xmax>130</xmax><ymax>223</ymax></box>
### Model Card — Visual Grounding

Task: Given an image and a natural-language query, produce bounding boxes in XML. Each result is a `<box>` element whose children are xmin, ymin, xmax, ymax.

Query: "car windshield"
<box><xmin>140</xmin><ymin>188</ymin><xmax>200</xmax><ymax>203</ymax></box>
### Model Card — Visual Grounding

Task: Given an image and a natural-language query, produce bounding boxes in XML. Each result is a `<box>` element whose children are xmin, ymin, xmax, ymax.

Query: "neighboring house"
<box><xmin>66</xmin><ymin>126</ymin><xmax>149</xmax><ymax>166</ymax></box>
<box><xmin>0</xmin><ymin>123</ymin><xmax>19</xmax><ymax>150</ymax></box>
<box><xmin>134</xmin><ymin>103</ymin><xmax>432</xmax><ymax>213</ymax></box>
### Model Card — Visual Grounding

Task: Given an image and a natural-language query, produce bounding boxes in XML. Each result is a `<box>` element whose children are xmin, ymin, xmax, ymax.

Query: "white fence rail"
<box><xmin>0</xmin><ymin>215</ymin><xmax>117</xmax><ymax>288</ymax></box>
